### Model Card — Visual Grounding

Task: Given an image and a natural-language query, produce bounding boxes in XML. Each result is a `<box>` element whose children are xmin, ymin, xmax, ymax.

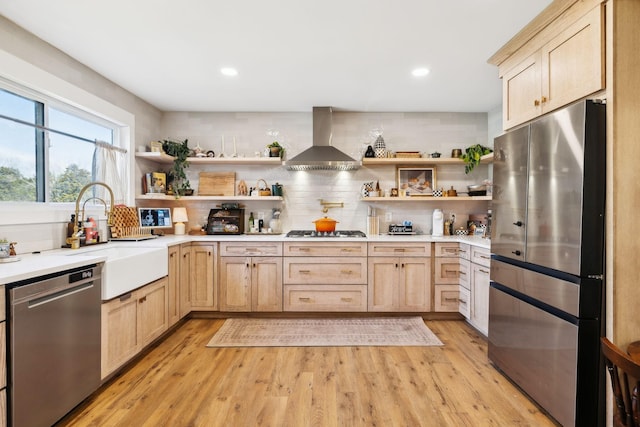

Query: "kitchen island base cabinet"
<box><xmin>101</xmin><ymin>277</ymin><xmax>168</xmax><ymax>379</ymax></box>
<box><xmin>189</xmin><ymin>243</ymin><xmax>217</xmax><ymax>311</ymax></box>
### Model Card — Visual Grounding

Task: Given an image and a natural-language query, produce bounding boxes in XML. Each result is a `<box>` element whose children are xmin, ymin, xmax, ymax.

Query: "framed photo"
<box><xmin>150</xmin><ymin>141</ymin><xmax>164</xmax><ymax>153</ymax></box>
<box><xmin>397</xmin><ymin>166</ymin><xmax>436</xmax><ymax>196</ymax></box>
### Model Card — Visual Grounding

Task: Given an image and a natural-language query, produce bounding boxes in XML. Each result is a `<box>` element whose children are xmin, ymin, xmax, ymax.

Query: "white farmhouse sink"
<box><xmin>69</xmin><ymin>245</ymin><xmax>168</xmax><ymax>300</ymax></box>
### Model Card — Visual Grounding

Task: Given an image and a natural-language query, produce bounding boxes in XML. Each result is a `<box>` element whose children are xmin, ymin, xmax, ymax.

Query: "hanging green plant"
<box><xmin>161</xmin><ymin>139</ymin><xmax>191</xmax><ymax>195</ymax></box>
<box><xmin>461</xmin><ymin>144</ymin><xmax>493</xmax><ymax>174</ymax></box>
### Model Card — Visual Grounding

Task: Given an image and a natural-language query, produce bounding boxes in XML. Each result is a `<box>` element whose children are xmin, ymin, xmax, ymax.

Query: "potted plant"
<box><xmin>267</xmin><ymin>141</ymin><xmax>284</xmax><ymax>158</ymax></box>
<box><xmin>461</xmin><ymin>144</ymin><xmax>493</xmax><ymax>174</ymax></box>
<box><xmin>161</xmin><ymin>139</ymin><xmax>192</xmax><ymax>196</ymax></box>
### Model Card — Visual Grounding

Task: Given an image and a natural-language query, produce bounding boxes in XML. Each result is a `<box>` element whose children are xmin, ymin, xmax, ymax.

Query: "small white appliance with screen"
<box><xmin>138</xmin><ymin>208</ymin><xmax>172</xmax><ymax>229</ymax></box>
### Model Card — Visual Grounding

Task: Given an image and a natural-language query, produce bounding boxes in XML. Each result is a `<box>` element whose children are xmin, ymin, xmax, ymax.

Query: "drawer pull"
<box><xmin>341</xmin><ymin>248</ymin><xmax>354</xmax><ymax>252</ymax></box>
<box><xmin>444</xmin><ymin>297</ymin><xmax>458</xmax><ymax>302</ymax></box>
<box><xmin>458</xmin><ymin>250</ymin><xmax>467</xmax><ymax>253</ymax></box>
<box><xmin>340</xmin><ymin>270</ymin><xmax>353</xmax><ymax>274</ymax></box>
<box><xmin>459</xmin><ymin>271</ymin><xmax>467</xmax><ymax>276</ymax></box>
<box><xmin>444</xmin><ymin>269</ymin><xmax>458</xmax><ymax>274</ymax></box>
<box><xmin>393</xmin><ymin>248</ymin><xmax>405</xmax><ymax>252</ymax></box>
<box><xmin>479</xmin><ymin>255</ymin><xmax>490</xmax><ymax>259</ymax></box>
<box><xmin>479</xmin><ymin>268</ymin><xmax>490</xmax><ymax>274</ymax></box>
<box><xmin>119</xmin><ymin>292</ymin><xmax>133</xmax><ymax>302</ymax></box>
<box><xmin>298</xmin><ymin>297</ymin><xmax>311</xmax><ymax>302</ymax></box>
<box><xmin>299</xmin><ymin>270</ymin><xmax>311</xmax><ymax>274</ymax></box>
<box><xmin>298</xmin><ymin>247</ymin><xmax>311</xmax><ymax>252</ymax></box>
<box><xmin>459</xmin><ymin>299</ymin><xmax>468</xmax><ymax>305</ymax></box>
<box><xmin>341</xmin><ymin>297</ymin><xmax>353</xmax><ymax>302</ymax></box>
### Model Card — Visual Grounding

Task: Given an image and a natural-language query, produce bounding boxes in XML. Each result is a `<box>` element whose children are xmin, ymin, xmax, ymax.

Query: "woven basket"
<box><xmin>257</xmin><ymin>179</ymin><xmax>271</xmax><ymax>196</ymax></box>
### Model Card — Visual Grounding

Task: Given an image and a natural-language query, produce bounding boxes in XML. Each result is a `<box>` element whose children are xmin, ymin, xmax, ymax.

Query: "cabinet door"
<box><xmin>167</xmin><ymin>245</ymin><xmax>180</xmax><ymax>326</ymax></box>
<box><xmin>219</xmin><ymin>257</ymin><xmax>251</xmax><ymax>312</ymax></box>
<box><xmin>398</xmin><ymin>258</ymin><xmax>431</xmax><ymax>311</ymax></box>
<box><xmin>541</xmin><ymin>4</ymin><xmax>604</xmax><ymax>113</ymax></box>
<box><xmin>138</xmin><ymin>277</ymin><xmax>169</xmax><ymax>346</ymax></box>
<box><xmin>252</xmin><ymin>257</ymin><xmax>283</xmax><ymax>312</ymax></box>
<box><xmin>470</xmin><ymin>263</ymin><xmax>490</xmax><ymax>336</ymax></box>
<box><xmin>502</xmin><ymin>51</ymin><xmax>542</xmax><ymax>129</ymax></box>
<box><xmin>101</xmin><ymin>291</ymin><xmax>140</xmax><ymax>378</ymax></box>
<box><xmin>367</xmin><ymin>257</ymin><xmax>398</xmax><ymax>312</ymax></box>
<box><xmin>179</xmin><ymin>244</ymin><xmax>191</xmax><ymax>318</ymax></box>
<box><xmin>190</xmin><ymin>244</ymin><xmax>217</xmax><ymax>310</ymax></box>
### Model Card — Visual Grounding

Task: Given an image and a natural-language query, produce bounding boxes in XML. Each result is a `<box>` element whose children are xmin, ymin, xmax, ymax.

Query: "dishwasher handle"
<box><xmin>28</xmin><ymin>282</ymin><xmax>96</xmax><ymax>309</ymax></box>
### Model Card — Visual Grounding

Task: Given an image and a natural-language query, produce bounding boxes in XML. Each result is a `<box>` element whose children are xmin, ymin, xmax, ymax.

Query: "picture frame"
<box><xmin>397</xmin><ymin>166</ymin><xmax>436</xmax><ymax>196</ymax></box>
<box><xmin>150</xmin><ymin>141</ymin><xmax>164</xmax><ymax>153</ymax></box>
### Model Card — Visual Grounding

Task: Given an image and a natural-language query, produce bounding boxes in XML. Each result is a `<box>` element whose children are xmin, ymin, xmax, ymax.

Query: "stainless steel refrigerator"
<box><xmin>489</xmin><ymin>99</ymin><xmax>605</xmax><ymax>427</ymax></box>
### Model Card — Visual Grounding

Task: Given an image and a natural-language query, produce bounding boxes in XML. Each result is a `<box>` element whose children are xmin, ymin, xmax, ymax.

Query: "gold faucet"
<box><xmin>66</xmin><ymin>181</ymin><xmax>115</xmax><ymax>249</ymax></box>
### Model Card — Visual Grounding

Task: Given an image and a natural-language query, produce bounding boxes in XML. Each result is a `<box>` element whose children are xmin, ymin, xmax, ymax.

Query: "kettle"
<box><xmin>432</xmin><ymin>209</ymin><xmax>444</xmax><ymax>237</ymax></box>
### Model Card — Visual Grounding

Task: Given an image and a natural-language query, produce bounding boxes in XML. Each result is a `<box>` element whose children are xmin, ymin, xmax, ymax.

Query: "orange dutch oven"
<box><xmin>313</xmin><ymin>216</ymin><xmax>339</xmax><ymax>232</ymax></box>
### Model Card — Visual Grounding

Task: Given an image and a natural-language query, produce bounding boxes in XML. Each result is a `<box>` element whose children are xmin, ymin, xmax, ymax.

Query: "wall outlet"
<box><xmin>385</xmin><ymin>212</ymin><xmax>393</xmax><ymax>222</ymax></box>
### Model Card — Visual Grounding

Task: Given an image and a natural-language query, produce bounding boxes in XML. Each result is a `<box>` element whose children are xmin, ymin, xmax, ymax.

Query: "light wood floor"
<box><xmin>57</xmin><ymin>319</ymin><xmax>559</xmax><ymax>427</ymax></box>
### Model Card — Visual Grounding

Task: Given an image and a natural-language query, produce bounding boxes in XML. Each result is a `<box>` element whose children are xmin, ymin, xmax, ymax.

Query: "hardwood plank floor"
<box><xmin>56</xmin><ymin>319</ymin><xmax>559</xmax><ymax>427</ymax></box>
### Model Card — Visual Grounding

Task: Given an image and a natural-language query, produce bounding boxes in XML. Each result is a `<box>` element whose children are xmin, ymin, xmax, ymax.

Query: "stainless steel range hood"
<box><xmin>284</xmin><ymin>107</ymin><xmax>360</xmax><ymax>170</ymax></box>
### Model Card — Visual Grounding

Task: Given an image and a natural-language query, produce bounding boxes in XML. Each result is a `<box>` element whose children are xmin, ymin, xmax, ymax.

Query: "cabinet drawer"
<box><xmin>220</xmin><ymin>241</ymin><xmax>283</xmax><ymax>256</ymax></box>
<box><xmin>434</xmin><ymin>242</ymin><xmax>469</xmax><ymax>259</ymax></box>
<box><xmin>470</xmin><ymin>246</ymin><xmax>491</xmax><ymax>267</ymax></box>
<box><xmin>435</xmin><ymin>257</ymin><xmax>468</xmax><ymax>285</ymax></box>
<box><xmin>283</xmin><ymin>257</ymin><xmax>367</xmax><ymax>285</ymax></box>
<box><xmin>368</xmin><ymin>242</ymin><xmax>431</xmax><ymax>257</ymax></box>
<box><xmin>434</xmin><ymin>285</ymin><xmax>460</xmax><ymax>312</ymax></box>
<box><xmin>283</xmin><ymin>285</ymin><xmax>367</xmax><ymax>312</ymax></box>
<box><xmin>284</xmin><ymin>242</ymin><xmax>367</xmax><ymax>257</ymax></box>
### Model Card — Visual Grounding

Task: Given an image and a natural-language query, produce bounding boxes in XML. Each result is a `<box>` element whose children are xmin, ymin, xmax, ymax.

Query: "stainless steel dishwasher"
<box><xmin>8</xmin><ymin>263</ymin><xmax>102</xmax><ymax>427</ymax></box>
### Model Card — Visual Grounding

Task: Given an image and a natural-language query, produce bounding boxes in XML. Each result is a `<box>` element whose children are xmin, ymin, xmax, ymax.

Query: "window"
<box><xmin>0</xmin><ymin>84</ymin><xmax>124</xmax><ymax>203</ymax></box>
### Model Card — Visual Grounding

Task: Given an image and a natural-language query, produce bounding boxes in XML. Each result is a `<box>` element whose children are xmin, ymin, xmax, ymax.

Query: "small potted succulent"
<box><xmin>267</xmin><ymin>141</ymin><xmax>284</xmax><ymax>158</ymax></box>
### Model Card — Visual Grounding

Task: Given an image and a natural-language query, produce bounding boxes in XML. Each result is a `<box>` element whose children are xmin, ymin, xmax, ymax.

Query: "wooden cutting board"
<box><xmin>198</xmin><ymin>172</ymin><xmax>235</xmax><ymax>196</ymax></box>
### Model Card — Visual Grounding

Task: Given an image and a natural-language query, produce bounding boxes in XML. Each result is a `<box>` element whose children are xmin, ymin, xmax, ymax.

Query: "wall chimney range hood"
<box><xmin>284</xmin><ymin>106</ymin><xmax>360</xmax><ymax>171</ymax></box>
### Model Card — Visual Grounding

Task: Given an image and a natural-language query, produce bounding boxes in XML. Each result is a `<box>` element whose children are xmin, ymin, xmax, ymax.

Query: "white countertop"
<box><xmin>0</xmin><ymin>233</ymin><xmax>490</xmax><ymax>286</ymax></box>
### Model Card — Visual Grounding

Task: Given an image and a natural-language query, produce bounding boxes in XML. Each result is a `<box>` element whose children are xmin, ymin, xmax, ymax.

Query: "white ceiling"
<box><xmin>0</xmin><ymin>0</ymin><xmax>552</xmax><ymax>113</ymax></box>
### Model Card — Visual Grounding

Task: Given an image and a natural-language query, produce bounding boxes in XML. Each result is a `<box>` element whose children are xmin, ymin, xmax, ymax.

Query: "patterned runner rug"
<box><xmin>206</xmin><ymin>317</ymin><xmax>443</xmax><ymax>347</ymax></box>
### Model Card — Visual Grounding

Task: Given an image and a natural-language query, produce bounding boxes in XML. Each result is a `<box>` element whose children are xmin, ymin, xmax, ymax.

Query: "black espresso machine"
<box><xmin>206</xmin><ymin>207</ymin><xmax>244</xmax><ymax>235</ymax></box>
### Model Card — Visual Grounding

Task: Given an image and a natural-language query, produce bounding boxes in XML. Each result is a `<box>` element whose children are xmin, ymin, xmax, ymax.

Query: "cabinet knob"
<box><xmin>513</xmin><ymin>221</ymin><xmax>524</xmax><ymax>227</ymax></box>
<box><xmin>512</xmin><ymin>250</ymin><xmax>522</xmax><ymax>256</ymax></box>
<box><xmin>541</xmin><ymin>96</ymin><xmax>548</xmax><ymax>103</ymax></box>
<box><xmin>534</xmin><ymin>99</ymin><xmax>540</xmax><ymax>106</ymax></box>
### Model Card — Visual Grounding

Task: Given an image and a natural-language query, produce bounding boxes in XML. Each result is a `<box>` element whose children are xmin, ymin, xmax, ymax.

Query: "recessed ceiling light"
<box><xmin>220</xmin><ymin>67</ymin><xmax>238</xmax><ymax>76</ymax></box>
<box><xmin>412</xmin><ymin>68</ymin><xmax>430</xmax><ymax>77</ymax></box>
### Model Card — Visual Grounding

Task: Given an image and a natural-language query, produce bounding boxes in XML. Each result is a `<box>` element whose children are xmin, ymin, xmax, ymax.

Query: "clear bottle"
<box><xmin>248</xmin><ymin>212</ymin><xmax>254</xmax><ymax>231</ymax></box>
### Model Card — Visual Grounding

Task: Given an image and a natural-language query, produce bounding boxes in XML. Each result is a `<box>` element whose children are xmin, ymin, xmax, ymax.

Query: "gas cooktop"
<box><xmin>285</xmin><ymin>230</ymin><xmax>367</xmax><ymax>238</ymax></box>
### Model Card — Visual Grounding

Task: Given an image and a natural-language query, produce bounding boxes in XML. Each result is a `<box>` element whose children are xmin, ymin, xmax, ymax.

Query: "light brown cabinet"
<box><xmin>168</xmin><ymin>244</ymin><xmax>192</xmax><ymax>325</ymax></box>
<box><xmin>434</xmin><ymin>242</ymin><xmax>472</xmax><ymax>318</ymax></box>
<box><xmin>468</xmin><ymin>246</ymin><xmax>490</xmax><ymax>335</ymax></box>
<box><xmin>189</xmin><ymin>243</ymin><xmax>217</xmax><ymax>310</ymax></box>
<box><xmin>167</xmin><ymin>245</ymin><xmax>180</xmax><ymax>326</ymax></box>
<box><xmin>498</xmin><ymin>3</ymin><xmax>604</xmax><ymax>129</ymax></box>
<box><xmin>368</xmin><ymin>257</ymin><xmax>431</xmax><ymax>312</ymax></box>
<box><xmin>101</xmin><ymin>277</ymin><xmax>168</xmax><ymax>378</ymax></box>
<box><xmin>283</xmin><ymin>242</ymin><xmax>368</xmax><ymax>312</ymax></box>
<box><xmin>219</xmin><ymin>242</ymin><xmax>282</xmax><ymax>312</ymax></box>
<box><xmin>179</xmin><ymin>244</ymin><xmax>192</xmax><ymax>318</ymax></box>
<box><xmin>367</xmin><ymin>242</ymin><xmax>431</xmax><ymax>312</ymax></box>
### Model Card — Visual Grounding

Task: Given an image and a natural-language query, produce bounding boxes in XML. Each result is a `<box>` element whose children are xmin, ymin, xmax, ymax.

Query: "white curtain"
<box><xmin>93</xmin><ymin>140</ymin><xmax>128</xmax><ymax>205</ymax></box>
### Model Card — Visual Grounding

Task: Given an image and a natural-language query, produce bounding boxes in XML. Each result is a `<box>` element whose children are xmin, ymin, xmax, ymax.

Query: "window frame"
<box><xmin>0</xmin><ymin>49</ymin><xmax>135</xmax><ymax>225</ymax></box>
